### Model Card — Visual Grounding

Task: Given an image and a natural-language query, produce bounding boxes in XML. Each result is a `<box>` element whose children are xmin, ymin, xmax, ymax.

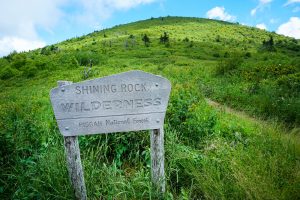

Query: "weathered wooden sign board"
<box><xmin>50</xmin><ymin>70</ymin><xmax>171</xmax><ymax>136</ymax></box>
<box><xmin>50</xmin><ymin>70</ymin><xmax>171</xmax><ymax>199</ymax></box>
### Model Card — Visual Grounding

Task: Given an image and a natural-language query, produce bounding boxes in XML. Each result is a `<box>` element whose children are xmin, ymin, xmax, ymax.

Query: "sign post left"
<box><xmin>57</xmin><ymin>81</ymin><xmax>87</xmax><ymax>200</ymax></box>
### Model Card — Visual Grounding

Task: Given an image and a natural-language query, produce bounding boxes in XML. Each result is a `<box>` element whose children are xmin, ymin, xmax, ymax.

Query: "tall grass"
<box><xmin>0</xmin><ymin>17</ymin><xmax>299</xmax><ymax>199</ymax></box>
<box><xmin>1</xmin><ymin>82</ymin><xmax>299</xmax><ymax>199</ymax></box>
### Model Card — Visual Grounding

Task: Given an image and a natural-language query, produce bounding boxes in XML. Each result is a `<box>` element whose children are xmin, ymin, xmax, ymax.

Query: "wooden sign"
<box><xmin>50</xmin><ymin>71</ymin><xmax>171</xmax><ymax>199</ymax></box>
<box><xmin>50</xmin><ymin>70</ymin><xmax>171</xmax><ymax>136</ymax></box>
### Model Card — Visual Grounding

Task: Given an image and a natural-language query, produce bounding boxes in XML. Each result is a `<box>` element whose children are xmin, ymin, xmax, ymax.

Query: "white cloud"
<box><xmin>256</xmin><ymin>23</ymin><xmax>267</xmax><ymax>30</ymax></box>
<box><xmin>0</xmin><ymin>0</ymin><xmax>158</xmax><ymax>39</ymax></box>
<box><xmin>251</xmin><ymin>0</ymin><xmax>273</xmax><ymax>16</ymax></box>
<box><xmin>77</xmin><ymin>0</ymin><xmax>158</xmax><ymax>27</ymax></box>
<box><xmin>0</xmin><ymin>0</ymin><xmax>67</xmax><ymax>56</ymax></box>
<box><xmin>206</xmin><ymin>7</ymin><xmax>236</xmax><ymax>21</ymax></box>
<box><xmin>0</xmin><ymin>0</ymin><xmax>67</xmax><ymax>39</ymax></box>
<box><xmin>110</xmin><ymin>0</ymin><xmax>157</xmax><ymax>10</ymax></box>
<box><xmin>260</xmin><ymin>0</ymin><xmax>273</xmax><ymax>4</ymax></box>
<box><xmin>0</xmin><ymin>37</ymin><xmax>45</xmax><ymax>57</ymax></box>
<box><xmin>0</xmin><ymin>0</ymin><xmax>159</xmax><ymax>56</ymax></box>
<box><xmin>284</xmin><ymin>0</ymin><xmax>300</xmax><ymax>6</ymax></box>
<box><xmin>251</xmin><ymin>9</ymin><xmax>257</xmax><ymax>16</ymax></box>
<box><xmin>276</xmin><ymin>17</ymin><xmax>300</xmax><ymax>39</ymax></box>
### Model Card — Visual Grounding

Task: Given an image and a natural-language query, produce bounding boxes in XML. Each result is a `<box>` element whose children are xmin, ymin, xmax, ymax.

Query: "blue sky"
<box><xmin>0</xmin><ymin>0</ymin><xmax>299</xmax><ymax>57</ymax></box>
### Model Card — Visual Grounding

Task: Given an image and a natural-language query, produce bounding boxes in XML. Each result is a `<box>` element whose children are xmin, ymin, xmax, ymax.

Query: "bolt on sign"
<box><xmin>50</xmin><ymin>70</ymin><xmax>171</xmax><ymax>199</ymax></box>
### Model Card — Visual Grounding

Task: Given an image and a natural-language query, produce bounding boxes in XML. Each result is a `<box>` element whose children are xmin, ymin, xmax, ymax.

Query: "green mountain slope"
<box><xmin>0</xmin><ymin>17</ymin><xmax>299</xmax><ymax>199</ymax></box>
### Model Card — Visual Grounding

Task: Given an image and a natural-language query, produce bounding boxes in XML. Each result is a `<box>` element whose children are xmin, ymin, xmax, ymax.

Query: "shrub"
<box><xmin>167</xmin><ymin>86</ymin><xmax>203</xmax><ymax>141</ymax></box>
<box><xmin>276</xmin><ymin>72</ymin><xmax>300</xmax><ymax>93</ymax></box>
<box><xmin>213</xmin><ymin>53</ymin><xmax>220</xmax><ymax>58</ymax></box>
<box><xmin>252</xmin><ymin>64</ymin><xmax>297</xmax><ymax>79</ymax></box>
<box><xmin>245</xmin><ymin>52</ymin><xmax>251</xmax><ymax>58</ymax></box>
<box><xmin>75</xmin><ymin>51</ymin><xmax>100</xmax><ymax>66</ymax></box>
<box><xmin>215</xmin><ymin>52</ymin><xmax>243</xmax><ymax>75</ymax></box>
<box><xmin>183</xmin><ymin>37</ymin><xmax>189</xmax><ymax>42</ymax></box>
<box><xmin>11</xmin><ymin>54</ymin><xmax>27</xmax><ymax>69</ymax></box>
<box><xmin>0</xmin><ymin>66</ymin><xmax>19</xmax><ymax>80</ymax></box>
<box><xmin>59</xmin><ymin>54</ymin><xmax>79</xmax><ymax>69</ymax></box>
<box><xmin>224</xmin><ymin>52</ymin><xmax>229</xmax><ymax>58</ymax></box>
<box><xmin>184</xmin><ymin>101</ymin><xmax>217</xmax><ymax>145</ymax></box>
<box><xmin>0</xmin><ymin>58</ymin><xmax>9</xmax><ymax>68</ymax></box>
<box><xmin>262</xmin><ymin>35</ymin><xmax>276</xmax><ymax>51</ymax></box>
<box><xmin>32</xmin><ymin>56</ymin><xmax>48</xmax><ymax>70</ymax></box>
<box><xmin>160</xmin><ymin>32</ymin><xmax>169</xmax><ymax>44</ymax></box>
<box><xmin>21</xmin><ymin>63</ymin><xmax>38</xmax><ymax>78</ymax></box>
<box><xmin>142</xmin><ymin>34</ymin><xmax>150</xmax><ymax>47</ymax></box>
<box><xmin>40</xmin><ymin>45</ymin><xmax>59</xmax><ymax>55</ymax></box>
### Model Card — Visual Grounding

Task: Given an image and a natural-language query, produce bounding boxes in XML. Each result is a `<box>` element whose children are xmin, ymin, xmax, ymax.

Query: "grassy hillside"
<box><xmin>0</xmin><ymin>17</ymin><xmax>299</xmax><ymax>199</ymax></box>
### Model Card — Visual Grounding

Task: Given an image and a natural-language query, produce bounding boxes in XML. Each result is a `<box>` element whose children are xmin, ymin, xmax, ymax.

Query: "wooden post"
<box><xmin>50</xmin><ymin>72</ymin><xmax>171</xmax><ymax>199</ymax></box>
<box><xmin>150</xmin><ymin>128</ymin><xmax>165</xmax><ymax>195</ymax></box>
<box><xmin>58</xmin><ymin>81</ymin><xmax>87</xmax><ymax>200</ymax></box>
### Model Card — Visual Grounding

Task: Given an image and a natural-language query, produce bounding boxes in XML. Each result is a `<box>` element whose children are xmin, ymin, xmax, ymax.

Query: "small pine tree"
<box><xmin>142</xmin><ymin>34</ymin><xmax>150</xmax><ymax>47</ymax></box>
<box><xmin>262</xmin><ymin>35</ymin><xmax>275</xmax><ymax>51</ymax></box>
<box><xmin>183</xmin><ymin>37</ymin><xmax>189</xmax><ymax>42</ymax></box>
<box><xmin>160</xmin><ymin>32</ymin><xmax>169</xmax><ymax>44</ymax></box>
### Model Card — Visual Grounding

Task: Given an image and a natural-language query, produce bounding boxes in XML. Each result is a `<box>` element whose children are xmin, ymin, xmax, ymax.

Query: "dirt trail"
<box><xmin>205</xmin><ymin>98</ymin><xmax>260</xmax><ymax>123</ymax></box>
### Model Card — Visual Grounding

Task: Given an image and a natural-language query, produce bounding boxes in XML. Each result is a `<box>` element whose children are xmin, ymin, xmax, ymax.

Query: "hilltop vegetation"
<box><xmin>0</xmin><ymin>17</ymin><xmax>299</xmax><ymax>199</ymax></box>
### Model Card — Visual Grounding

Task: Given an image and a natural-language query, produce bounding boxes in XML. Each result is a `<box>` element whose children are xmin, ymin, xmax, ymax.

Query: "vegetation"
<box><xmin>142</xmin><ymin>34</ymin><xmax>151</xmax><ymax>47</ymax></box>
<box><xmin>0</xmin><ymin>16</ymin><xmax>299</xmax><ymax>199</ymax></box>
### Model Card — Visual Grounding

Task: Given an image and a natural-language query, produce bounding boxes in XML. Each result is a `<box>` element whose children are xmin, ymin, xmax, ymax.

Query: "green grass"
<box><xmin>0</xmin><ymin>16</ymin><xmax>300</xmax><ymax>199</ymax></box>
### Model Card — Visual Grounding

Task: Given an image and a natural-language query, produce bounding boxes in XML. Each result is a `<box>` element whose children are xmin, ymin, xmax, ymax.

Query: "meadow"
<box><xmin>0</xmin><ymin>17</ymin><xmax>299</xmax><ymax>199</ymax></box>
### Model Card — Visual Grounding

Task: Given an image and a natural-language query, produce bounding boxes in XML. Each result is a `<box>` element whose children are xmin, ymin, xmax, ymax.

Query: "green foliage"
<box><xmin>142</xmin><ymin>34</ymin><xmax>150</xmax><ymax>47</ymax></box>
<box><xmin>0</xmin><ymin>66</ymin><xmax>19</xmax><ymax>80</ymax></box>
<box><xmin>184</xmin><ymin>101</ymin><xmax>217</xmax><ymax>145</ymax></box>
<box><xmin>215</xmin><ymin>52</ymin><xmax>243</xmax><ymax>75</ymax></box>
<box><xmin>245</xmin><ymin>52</ymin><xmax>251</xmax><ymax>58</ymax></box>
<box><xmin>75</xmin><ymin>51</ymin><xmax>100</xmax><ymax>66</ymax></box>
<box><xmin>183</xmin><ymin>37</ymin><xmax>189</xmax><ymax>42</ymax></box>
<box><xmin>0</xmin><ymin>16</ymin><xmax>299</xmax><ymax>199</ymax></box>
<box><xmin>11</xmin><ymin>53</ymin><xmax>27</xmax><ymax>69</ymax></box>
<box><xmin>262</xmin><ymin>35</ymin><xmax>276</xmax><ymax>51</ymax></box>
<box><xmin>215</xmin><ymin>35</ymin><xmax>221</xmax><ymax>42</ymax></box>
<box><xmin>160</xmin><ymin>32</ymin><xmax>169</xmax><ymax>44</ymax></box>
<box><xmin>167</xmin><ymin>85</ymin><xmax>202</xmax><ymax>131</ymax></box>
<box><xmin>59</xmin><ymin>53</ymin><xmax>79</xmax><ymax>69</ymax></box>
<box><xmin>0</xmin><ymin>58</ymin><xmax>9</xmax><ymax>68</ymax></box>
<box><xmin>277</xmin><ymin>72</ymin><xmax>300</xmax><ymax>92</ymax></box>
<box><xmin>40</xmin><ymin>45</ymin><xmax>59</xmax><ymax>55</ymax></box>
<box><xmin>21</xmin><ymin>63</ymin><xmax>38</xmax><ymax>78</ymax></box>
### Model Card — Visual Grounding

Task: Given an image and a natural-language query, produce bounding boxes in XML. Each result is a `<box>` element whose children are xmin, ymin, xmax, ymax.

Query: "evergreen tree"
<box><xmin>262</xmin><ymin>35</ymin><xmax>275</xmax><ymax>51</ymax></box>
<box><xmin>142</xmin><ymin>34</ymin><xmax>150</xmax><ymax>47</ymax></box>
<box><xmin>160</xmin><ymin>32</ymin><xmax>169</xmax><ymax>44</ymax></box>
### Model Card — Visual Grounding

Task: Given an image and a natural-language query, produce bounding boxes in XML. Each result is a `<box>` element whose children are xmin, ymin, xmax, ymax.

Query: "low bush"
<box><xmin>0</xmin><ymin>66</ymin><xmax>19</xmax><ymax>80</ymax></box>
<box><xmin>21</xmin><ymin>63</ymin><xmax>38</xmax><ymax>78</ymax></box>
<box><xmin>184</xmin><ymin>101</ymin><xmax>217</xmax><ymax>145</ymax></box>
<box><xmin>215</xmin><ymin>53</ymin><xmax>243</xmax><ymax>75</ymax></box>
<box><xmin>11</xmin><ymin>54</ymin><xmax>27</xmax><ymax>69</ymax></box>
<box><xmin>75</xmin><ymin>51</ymin><xmax>100</xmax><ymax>66</ymax></box>
<box><xmin>277</xmin><ymin>72</ymin><xmax>300</xmax><ymax>93</ymax></box>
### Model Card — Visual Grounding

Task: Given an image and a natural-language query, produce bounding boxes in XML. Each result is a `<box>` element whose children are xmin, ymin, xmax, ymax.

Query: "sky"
<box><xmin>0</xmin><ymin>0</ymin><xmax>300</xmax><ymax>57</ymax></box>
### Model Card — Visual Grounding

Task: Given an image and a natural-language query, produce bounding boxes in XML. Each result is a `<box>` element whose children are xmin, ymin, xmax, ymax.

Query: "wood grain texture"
<box><xmin>59</xmin><ymin>81</ymin><xmax>87</xmax><ymax>200</ymax></box>
<box><xmin>51</xmin><ymin>71</ymin><xmax>171</xmax><ymax>136</ymax></box>
<box><xmin>64</xmin><ymin>136</ymin><xmax>87</xmax><ymax>200</ymax></box>
<box><xmin>150</xmin><ymin>128</ymin><xmax>165</xmax><ymax>194</ymax></box>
